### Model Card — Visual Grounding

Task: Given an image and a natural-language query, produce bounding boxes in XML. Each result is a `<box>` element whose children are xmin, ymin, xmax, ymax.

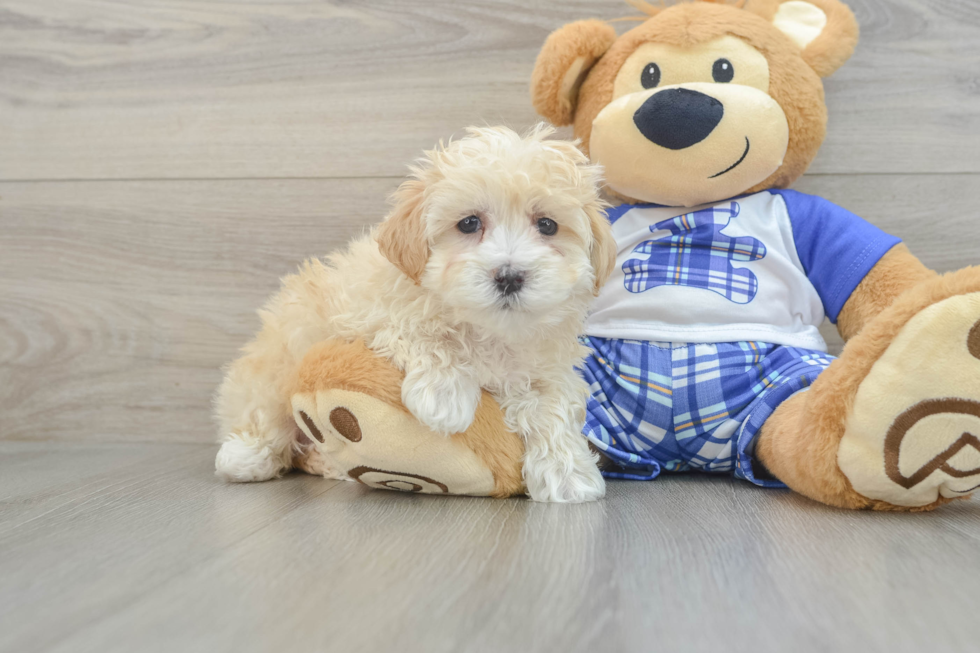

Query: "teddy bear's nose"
<box><xmin>633</xmin><ymin>88</ymin><xmax>724</xmax><ymax>150</ymax></box>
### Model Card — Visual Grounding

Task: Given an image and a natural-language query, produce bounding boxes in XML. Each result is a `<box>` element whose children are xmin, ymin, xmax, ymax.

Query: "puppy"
<box><xmin>214</xmin><ymin>125</ymin><xmax>616</xmax><ymax>502</ymax></box>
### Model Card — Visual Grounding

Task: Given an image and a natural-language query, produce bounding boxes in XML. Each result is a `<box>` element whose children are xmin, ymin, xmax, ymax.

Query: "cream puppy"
<box><xmin>214</xmin><ymin>125</ymin><xmax>615</xmax><ymax>502</ymax></box>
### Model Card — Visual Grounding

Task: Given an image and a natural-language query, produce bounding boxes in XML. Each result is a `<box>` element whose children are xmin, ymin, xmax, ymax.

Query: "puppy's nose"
<box><xmin>493</xmin><ymin>267</ymin><xmax>525</xmax><ymax>296</ymax></box>
<box><xmin>633</xmin><ymin>88</ymin><xmax>724</xmax><ymax>150</ymax></box>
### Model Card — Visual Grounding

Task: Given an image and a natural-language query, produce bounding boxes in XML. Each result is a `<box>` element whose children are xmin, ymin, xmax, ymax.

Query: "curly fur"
<box><xmin>214</xmin><ymin>125</ymin><xmax>616</xmax><ymax>503</ymax></box>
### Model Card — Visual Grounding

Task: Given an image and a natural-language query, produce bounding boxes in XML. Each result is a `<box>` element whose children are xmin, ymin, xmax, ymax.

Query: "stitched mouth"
<box><xmin>709</xmin><ymin>136</ymin><xmax>750</xmax><ymax>179</ymax></box>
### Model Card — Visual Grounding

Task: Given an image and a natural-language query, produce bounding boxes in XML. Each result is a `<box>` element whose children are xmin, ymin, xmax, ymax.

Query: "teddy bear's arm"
<box><xmin>774</xmin><ymin>189</ymin><xmax>934</xmax><ymax>343</ymax></box>
<box><xmin>835</xmin><ymin>243</ymin><xmax>937</xmax><ymax>341</ymax></box>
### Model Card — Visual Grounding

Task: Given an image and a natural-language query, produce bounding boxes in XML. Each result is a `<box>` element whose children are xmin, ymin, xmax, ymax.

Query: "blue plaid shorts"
<box><xmin>579</xmin><ymin>336</ymin><xmax>835</xmax><ymax>487</ymax></box>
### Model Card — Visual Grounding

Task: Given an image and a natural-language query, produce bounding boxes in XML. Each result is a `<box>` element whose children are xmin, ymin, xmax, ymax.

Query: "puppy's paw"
<box><xmin>402</xmin><ymin>371</ymin><xmax>482</xmax><ymax>436</ymax></box>
<box><xmin>524</xmin><ymin>452</ymin><xmax>605</xmax><ymax>503</ymax></box>
<box><xmin>215</xmin><ymin>435</ymin><xmax>285</xmax><ymax>482</ymax></box>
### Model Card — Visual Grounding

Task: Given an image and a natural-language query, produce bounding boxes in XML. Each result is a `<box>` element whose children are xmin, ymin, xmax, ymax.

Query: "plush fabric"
<box><xmin>590</xmin><ymin>81</ymin><xmax>791</xmax><ymax>205</ymax></box>
<box><xmin>771</xmin><ymin>189</ymin><xmax>902</xmax><ymax>322</ymax></box>
<box><xmin>585</xmin><ymin>191</ymin><xmax>899</xmax><ymax>349</ymax></box>
<box><xmin>838</xmin><ymin>293</ymin><xmax>980</xmax><ymax>507</ymax></box>
<box><xmin>835</xmin><ymin>244</ymin><xmax>937</xmax><ymax>341</ymax></box>
<box><xmin>528</xmin><ymin>0</ymin><xmax>980</xmax><ymax>511</ymax></box>
<box><xmin>580</xmin><ymin>336</ymin><xmax>833</xmax><ymax>483</ymax></box>
<box><xmin>531</xmin><ymin>20</ymin><xmax>618</xmax><ymax>126</ymax></box>
<box><xmin>286</xmin><ymin>0</ymin><xmax>978</xmax><ymax>510</ymax></box>
<box><xmin>293</xmin><ymin>388</ymin><xmax>499</xmax><ymax>496</ymax></box>
<box><xmin>567</xmin><ymin>1</ymin><xmax>832</xmax><ymax>204</ymax></box>
<box><xmin>292</xmin><ymin>339</ymin><xmax>526</xmax><ymax>498</ymax></box>
<box><xmin>755</xmin><ymin>267</ymin><xmax>980</xmax><ymax>510</ymax></box>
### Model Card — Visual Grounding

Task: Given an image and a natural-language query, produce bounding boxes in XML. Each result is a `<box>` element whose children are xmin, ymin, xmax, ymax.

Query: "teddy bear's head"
<box><xmin>531</xmin><ymin>0</ymin><xmax>858</xmax><ymax>207</ymax></box>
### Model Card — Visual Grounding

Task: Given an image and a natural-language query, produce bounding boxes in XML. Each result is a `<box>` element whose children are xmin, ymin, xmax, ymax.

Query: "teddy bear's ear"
<box><xmin>760</xmin><ymin>0</ymin><xmax>859</xmax><ymax>77</ymax></box>
<box><xmin>531</xmin><ymin>20</ymin><xmax>617</xmax><ymax>126</ymax></box>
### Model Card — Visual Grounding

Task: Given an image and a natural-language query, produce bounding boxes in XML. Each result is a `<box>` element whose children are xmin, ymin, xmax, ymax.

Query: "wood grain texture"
<box><xmin>2</xmin><ymin>3</ymin><xmax>979</xmax><ymax>651</ymax></box>
<box><xmin>1</xmin><ymin>0</ymin><xmax>979</xmax><ymax>181</ymax></box>
<box><xmin>1</xmin><ymin>441</ymin><xmax>979</xmax><ymax>653</ymax></box>
<box><xmin>2</xmin><ymin>174</ymin><xmax>977</xmax><ymax>443</ymax></box>
<box><xmin>0</xmin><ymin>442</ymin><xmax>340</xmax><ymax>653</ymax></box>
<box><xmin>0</xmin><ymin>178</ymin><xmax>395</xmax><ymax>442</ymax></box>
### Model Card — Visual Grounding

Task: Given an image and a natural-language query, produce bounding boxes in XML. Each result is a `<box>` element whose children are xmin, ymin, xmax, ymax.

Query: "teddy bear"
<box><xmin>288</xmin><ymin>0</ymin><xmax>980</xmax><ymax>511</ymax></box>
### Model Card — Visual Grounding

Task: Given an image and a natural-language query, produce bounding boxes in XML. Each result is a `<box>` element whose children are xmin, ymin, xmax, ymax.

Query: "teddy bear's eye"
<box><xmin>712</xmin><ymin>58</ymin><xmax>734</xmax><ymax>83</ymax></box>
<box><xmin>641</xmin><ymin>63</ymin><xmax>661</xmax><ymax>89</ymax></box>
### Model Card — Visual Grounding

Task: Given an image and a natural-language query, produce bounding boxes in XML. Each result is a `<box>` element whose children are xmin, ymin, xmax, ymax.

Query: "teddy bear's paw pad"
<box><xmin>290</xmin><ymin>387</ymin><xmax>498</xmax><ymax>496</ymax></box>
<box><xmin>295</xmin><ymin>405</ymin><xmax>362</xmax><ymax>444</ymax></box>
<box><xmin>296</xmin><ymin>409</ymin><xmax>322</xmax><ymax>444</ymax></box>
<box><xmin>969</xmin><ymin>317</ymin><xmax>980</xmax><ymax>360</ymax></box>
<box><xmin>291</xmin><ymin>392</ymin><xmax>359</xmax><ymax>454</ymax></box>
<box><xmin>348</xmin><ymin>466</ymin><xmax>449</xmax><ymax>494</ymax></box>
<box><xmin>839</xmin><ymin>293</ymin><xmax>980</xmax><ymax>507</ymax></box>
<box><xmin>327</xmin><ymin>407</ymin><xmax>362</xmax><ymax>442</ymax></box>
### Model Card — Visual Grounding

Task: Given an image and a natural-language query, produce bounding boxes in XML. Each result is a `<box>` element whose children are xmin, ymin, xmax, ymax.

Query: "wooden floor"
<box><xmin>4</xmin><ymin>440</ymin><xmax>980</xmax><ymax>653</ymax></box>
<box><xmin>2</xmin><ymin>0</ymin><xmax>980</xmax><ymax>650</ymax></box>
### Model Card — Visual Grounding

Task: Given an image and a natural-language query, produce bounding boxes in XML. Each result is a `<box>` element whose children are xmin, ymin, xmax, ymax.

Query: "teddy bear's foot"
<box><xmin>288</xmin><ymin>339</ymin><xmax>525</xmax><ymax>497</ymax></box>
<box><xmin>756</xmin><ymin>268</ymin><xmax>980</xmax><ymax>511</ymax></box>
<box><xmin>837</xmin><ymin>291</ymin><xmax>980</xmax><ymax>507</ymax></box>
<box><xmin>292</xmin><ymin>387</ymin><xmax>514</xmax><ymax>496</ymax></box>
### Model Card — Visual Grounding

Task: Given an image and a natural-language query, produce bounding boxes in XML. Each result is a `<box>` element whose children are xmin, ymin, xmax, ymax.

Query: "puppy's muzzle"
<box><xmin>633</xmin><ymin>88</ymin><xmax>724</xmax><ymax>150</ymax></box>
<box><xmin>493</xmin><ymin>266</ymin><xmax>525</xmax><ymax>296</ymax></box>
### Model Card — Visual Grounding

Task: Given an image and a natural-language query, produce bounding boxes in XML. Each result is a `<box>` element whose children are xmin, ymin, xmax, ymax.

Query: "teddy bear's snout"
<box><xmin>633</xmin><ymin>87</ymin><xmax>724</xmax><ymax>151</ymax></box>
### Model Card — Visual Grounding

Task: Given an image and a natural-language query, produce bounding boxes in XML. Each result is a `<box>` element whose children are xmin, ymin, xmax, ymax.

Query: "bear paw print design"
<box><xmin>838</xmin><ymin>295</ymin><xmax>980</xmax><ymax>507</ymax></box>
<box><xmin>290</xmin><ymin>387</ymin><xmax>499</xmax><ymax>496</ymax></box>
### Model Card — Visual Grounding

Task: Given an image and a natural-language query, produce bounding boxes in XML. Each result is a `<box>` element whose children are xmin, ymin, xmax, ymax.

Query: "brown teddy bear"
<box><xmin>291</xmin><ymin>0</ymin><xmax>980</xmax><ymax>511</ymax></box>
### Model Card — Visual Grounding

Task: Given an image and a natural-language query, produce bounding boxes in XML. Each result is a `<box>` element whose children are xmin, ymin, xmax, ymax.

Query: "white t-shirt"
<box><xmin>585</xmin><ymin>190</ymin><xmax>901</xmax><ymax>352</ymax></box>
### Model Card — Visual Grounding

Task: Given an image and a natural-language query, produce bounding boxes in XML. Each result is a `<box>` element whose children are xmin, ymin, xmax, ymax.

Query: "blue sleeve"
<box><xmin>770</xmin><ymin>189</ymin><xmax>902</xmax><ymax>323</ymax></box>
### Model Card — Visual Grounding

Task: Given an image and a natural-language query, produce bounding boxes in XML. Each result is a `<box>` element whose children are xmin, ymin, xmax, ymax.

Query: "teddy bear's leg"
<box><xmin>756</xmin><ymin>268</ymin><xmax>980</xmax><ymax>511</ymax></box>
<box><xmin>290</xmin><ymin>339</ymin><xmax>525</xmax><ymax>497</ymax></box>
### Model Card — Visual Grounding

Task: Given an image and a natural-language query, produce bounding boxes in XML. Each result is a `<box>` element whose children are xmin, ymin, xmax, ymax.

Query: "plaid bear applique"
<box><xmin>622</xmin><ymin>201</ymin><xmax>767</xmax><ymax>304</ymax></box>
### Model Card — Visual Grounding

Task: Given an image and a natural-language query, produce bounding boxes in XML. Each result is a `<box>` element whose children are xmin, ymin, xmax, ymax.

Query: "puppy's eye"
<box><xmin>457</xmin><ymin>215</ymin><xmax>482</xmax><ymax>234</ymax></box>
<box><xmin>712</xmin><ymin>58</ymin><xmax>734</xmax><ymax>83</ymax></box>
<box><xmin>641</xmin><ymin>62</ymin><xmax>661</xmax><ymax>89</ymax></box>
<box><xmin>536</xmin><ymin>217</ymin><xmax>558</xmax><ymax>236</ymax></box>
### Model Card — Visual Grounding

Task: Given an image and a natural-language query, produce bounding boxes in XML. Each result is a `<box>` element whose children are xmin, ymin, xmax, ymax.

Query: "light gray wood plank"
<box><xmin>2</xmin><ymin>442</ymin><xmax>978</xmax><ymax>653</ymax></box>
<box><xmin>0</xmin><ymin>0</ymin><xmax>978</xmax><ymax>181</ymax></box>
<box><xmin>1</xmin><ymin>174</ymin><xmax>977</xmax><ymax>442</ymax></box>
<box><xmin>0</xmin><ymin>178</ymin><xmax>397</xmax><ymax>442</ymax></box>
<box><xmin>0</xmin><ymin>441</ymin><xmax>341</xmax><ymax>653</ymax></box>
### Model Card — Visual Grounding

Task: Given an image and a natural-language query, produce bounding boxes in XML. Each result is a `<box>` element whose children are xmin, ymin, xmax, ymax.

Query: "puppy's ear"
<box><xmin>376</xmin><ymin>179</ymin><xmax>429</xmax><ymax>284</ymax></box>
<box><xmin>586</xmin><ymin>204</ymin><xmax>617</xmax><ymax>296</ymax></box>
<box><xmin>531</xmin><ymin>20</ymin><xmax>617</xmax><ymax>126</ymax></box>
<box><xmin>542</xmin><ymin>136</ymin><xmax>616</xmax><ymax>295</ymax></box>
<box><xmin>762</xmin><ymin>0</ymin><xmax>859</xmax><ymax>77</ymax></box>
